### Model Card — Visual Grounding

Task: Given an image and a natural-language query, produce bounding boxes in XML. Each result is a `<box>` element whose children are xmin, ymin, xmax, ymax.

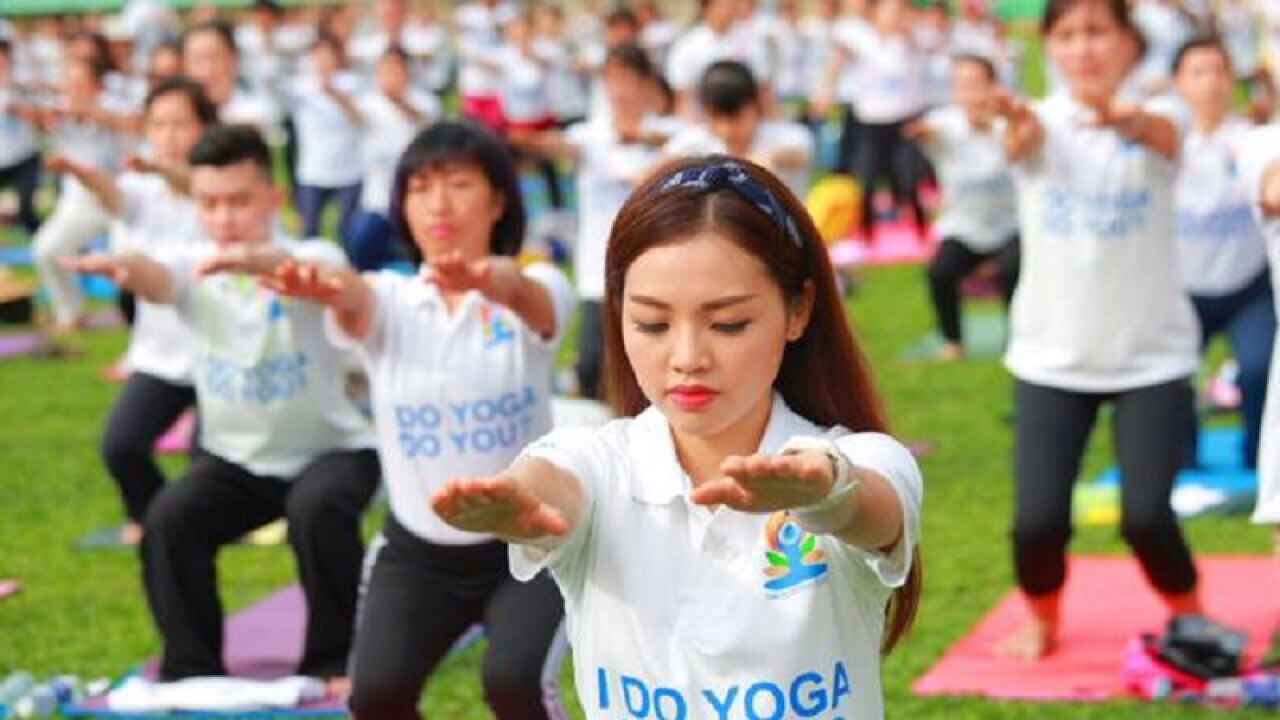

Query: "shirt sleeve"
<box><xmin>508</xmin><ymin>426</ymin><xmax>606</xmax><ymax>590</ymax></box>
<box><xmin>522</xmin><ymin>261</ymin><xmax>577</xmax><ymax>348</ymax></box>
<box><xmin>829</xmin><ymin>431</ymin><xmax>923</xmax><ymax>589</ymax></box>
<box><xmin>1239</xmin><ymin>125</ymin><xmax>1280</xmax><ymax>225</ymax></box>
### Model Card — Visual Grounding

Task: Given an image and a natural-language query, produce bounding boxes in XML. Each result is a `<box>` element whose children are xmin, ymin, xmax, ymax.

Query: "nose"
<box><xmin>669</xmin><ymin>322</ymin><xmax>709</xmax><ymax>375</ymax></box>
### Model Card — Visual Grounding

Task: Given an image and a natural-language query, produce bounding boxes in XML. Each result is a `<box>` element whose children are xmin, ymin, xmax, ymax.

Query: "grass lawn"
<box><xmin>0</xmin><ymin>258</ymin><xmax>1275</xmax><ymax>719</ymax></box>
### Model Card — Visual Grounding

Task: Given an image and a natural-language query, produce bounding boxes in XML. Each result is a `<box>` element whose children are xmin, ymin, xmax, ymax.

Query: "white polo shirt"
<box><xmin>665</xmin><ymin>24</ymin><xmax>769</xmax><ymax>95</ymax></box>
<box><xmin>847</xmin><ymin>30</ymin><xmax>927</xmax><ymax>124</ymax></box>
<box><xmin>331</xmin><ymin>264</ymin><xmax>575</xmax><ymax>544</ymax></box>
<box><xmin>0</xmin><ymin>87</ymin><xmax>37</xmax><ymax>168</ymax></box>
<box><xmin>1005</xmin><ymin>93</ymin><xmax>1199</xmax><ymax>392</ymax></box>
<box><xmin>512</xmin><ymin>396</ymin><xmax>922</xmax><ymax>720</ymax></box>
<box><xmin>52</xmin><ymin>96</ymin><xmax>131</xmax><ymax>204</ymax></box>
<box><xmin>831</xmin><ymin>16</ymin><xmax>873</xmax><ymax>106</ymax></box>
<box><xmin>663</xmin><ymin>121</ymin><xmax>815</xmax><ymax>200</ymax></box>
<box><xmin>1176</xmin><ymin>118</ymin><xmax>1269</xmax><ymax>297</ymax></box>
<box><xmin>358</xmin><ymin>89</ymin><xmax>438</xmax><ymax>213</ymax></box>
<box><xmin>169</xmin><ymin>236</ymin><xmax>375</xmax><ymax>477</ymax></box>
<box><xmin>566</xmin><ymin>117</ymin><xmax>678</xmax><ymax>301</ymax></box>
<box><xmin>1238</xmin><ymin>124</ymin><xmax>1280</xmax><ymax>524</ymax></box>
<box><xmin>919</xmin><ymin>106</ymin><xmax>1018</xmax><ymax>252</ymax></box>
<box><xmin>495</xmin><ymin>46</ymin><xmax>551</xmax><ymax>124</ymax></box>
<box><xmin>455</xmin><ymin>2</ymin><xmax>517</xmax><ymax>98</ymax></box>
<box><xmin>287</xmin><ymin>73</ymin><xmax>366</xmax><ymax>188</ymax></box>
<box><xmin>113</xmin><ymin>173</ymin><xmax>206</xmax><ymax>384</ymax></box>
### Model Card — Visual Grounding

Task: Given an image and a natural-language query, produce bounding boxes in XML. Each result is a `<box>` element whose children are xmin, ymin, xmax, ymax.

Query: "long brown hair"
<box><xmin>602</xmin><ymin>155</ymin><xmax>921</xmax><ymax>653</ymax></box>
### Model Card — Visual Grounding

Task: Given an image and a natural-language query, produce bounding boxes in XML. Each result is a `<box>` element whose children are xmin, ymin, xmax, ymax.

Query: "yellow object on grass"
<box><xmin>806</xmin><ymin>175</ymin><xmax>863</xmax><ymax>244</ymax></box>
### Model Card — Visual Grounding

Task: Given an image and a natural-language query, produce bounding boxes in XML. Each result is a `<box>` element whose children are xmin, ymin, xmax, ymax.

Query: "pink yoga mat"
<box><xmin>829</xmin><ymin>220</ymin><xmax>939</xmax><ymax>268</ymax></box>
<box><xmin>155</xmin><ymin>411</ymin><xmax>195</xmax><ymax>455</ymax></box>
<box><xmin>0</xmin><ymin>579</ymin><xmax>20</xmax><ymax>600</ymax></box>
<box><xmin>913</xmin><ymin>556</ymin><xmax>1280</xmax><ymax>702</ymax></box>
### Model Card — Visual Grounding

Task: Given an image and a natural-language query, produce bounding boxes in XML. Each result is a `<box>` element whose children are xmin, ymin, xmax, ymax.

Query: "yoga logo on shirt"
<box><xmin>482</xmin><ymin>304</ymin><xmax>515</xmax><ymax>348</ymax></box>
<box><xmin>762</xmin><ymin>511</ymin><xmax>830</xmax><ymax>595</ymax></box>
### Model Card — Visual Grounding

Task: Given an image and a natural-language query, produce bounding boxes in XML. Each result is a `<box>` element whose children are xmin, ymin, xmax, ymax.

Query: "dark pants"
<box><xmin>855</xmin><ymin>119</ymin><xmax>927</xmax><ymax>238</ymax></box>
<box><xmin>344</xmin><ymin>211</ymin><xmax>400</xmax><ymax>272</ymax></box>
<box><xmin>101</xmin><ymin>372</ymin><xmax>197</xmax><ymax>523</ymax></box>
<box><xmin>927</xmin><ymin>236</ymin><xmax>1020</xmax><ymax>344</ymax></box>
<box><xmin>1185</xmin><ymin>269</ymin><xmax>1277</xmax><ymax>468</ymax></box>
<box><xmin>348</xmin><ymin>517</ymin><xmax>567</xmax><ymax>720</ymax></box>
<box><xmin>834</xmin><ymin>105</ymin><xmax>861</xmax><ymax>176</ymax></box>
<box><xmin>0</xmin><ymin>152</ymin><xmax>41</xmax><ymax>235</ymax></box>
<box><xmin>1013</xmin><ymin>378</ymin><xmax>1199</xmax><ymax>597</ymax></box>
<box><xmin>296</xmin><ymin>183</ymin><xmax>362</xmax><ymax>242</ymax></box>
<box><xmin>142</xmin><ymin>449</ymin><xmax>380</xmax><ymax>680</ymax></box>
<box><xmin>574</xmin><ymin>300</ymin><xmax>604</xmax><ymax>400</ymax></box>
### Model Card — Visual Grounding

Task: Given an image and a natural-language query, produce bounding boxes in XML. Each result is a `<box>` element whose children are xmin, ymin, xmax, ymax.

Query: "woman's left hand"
<box><xmin>430</xmin><ymin>250</ymin><xmax>522</xmax><ymax>305</ymax></box>
<box><xmin>692</xmin><ymin>451</ymin><xmax>835</xmax><ymax>513</ymax></box>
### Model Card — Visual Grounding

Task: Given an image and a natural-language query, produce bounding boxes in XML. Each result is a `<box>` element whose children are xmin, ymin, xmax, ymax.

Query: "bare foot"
<box><xmin>997</xmin><ymin>618</ymin><xmax>1058</xmax><ymax>661</ymax></box>
<box><xmin>119</xmin><ymin>522</ymin><xmax>144</xmax><ymax>546</ymax></box>
<box><xmin>326</xmin><ymin>676</ymin><xmax>351</xmax><ymax>700</ymax></box>
<box><xmin>933</xmin><ymin>342</ymin><xmax>965</xmax><ymax>362</ymax></box>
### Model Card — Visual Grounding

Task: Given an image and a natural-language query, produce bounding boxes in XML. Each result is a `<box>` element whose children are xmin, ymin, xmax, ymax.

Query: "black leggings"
<box><xmin>574</xmin><ymin>300</ymin><xmax>604</xmax><ymax>400</ymax></box>
<box><xmin>100</xmin><ymin>372</ymin><xmax>197</xmax><ymax>523</ymax></box>
<box><xmin>142</xmin><ymin>449</ymin><xmax>380</xmax><ymax>680</ymax></box>
<box><xmin>1012</xmin><ymin>378</ymin><xmax>1199</xmax><ymax>597</ymax></box>
<box><xmin>348</xmin><ymin>517</ymin><xmax>567</xmax><ymax>720</ymax></box>
<box><xmin>855</xmin><ymin>119</ymin><xmax>928</xmax><ymax>238</ymax></box>
<box><xmin>927</xmin><ymin>236</ymin><xmax>1020</xmax><ymax>344</ymax></box>
<box><xmin>0</xmin><ymin>152</ymin><xmax>41</xmax><ymax>235</ymax></box>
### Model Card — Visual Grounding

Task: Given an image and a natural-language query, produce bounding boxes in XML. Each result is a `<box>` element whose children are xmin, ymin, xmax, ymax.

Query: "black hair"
<box><xmin>72</xmin><ymin>31</ymin><xmax>116</xmax><ymax>74</ymax></box>
<box><xmin>605</xmin><ymin>7</ymin><xmax>640</xmax><ymax>30</ymax></box>
<box><xmin>381</xmin><ymin>44</ymin><xmax>411</xmax><ymax>66</ymax></box>
<box><xmin>188</xmin><ymin>124</ymin><xmax>272</xmax><ymax>179</ymax></box>
<box><xmin>389</xmin><ymin>121</ymin><xmax>526</xmax><ymax>262</ymax></box>
<box><xmin>604</xmin><ymin>42</ymin><xmax>658</xmax><ymax>81</ymax></box>
<box><xmin>698</xmin><ymin>60</ymin><xmax>761</xmax><ymax>117</ymax></box>
<box><xmin>145</xmin><ymin>75</ymin><xmax>218</xmax><ymax>126</ymax></box>
<box><xmin>1172</xmin><ymin>34</ymin><xmax>1231</xmax><ymax>76</ymax></box>
<box><xmin>183</xmin><ymin>19</ymin><xmax>239</xmax><ymax>59</ymax></box>
<box><xmin>310</xmin><ymin>30</ymin><xmax>344</xmax><ymax>58</ymax></box>
<box><xmin>0</xmin><ymin>39</ymin><xmax>11</xmax><ymax>59</ymax></box>
<box><xmin>251</xmin><ymin>0</ymin><xmax>285</xmax><ymax>17</ymax></box>
<box><xmin>151</xmin><ymin>39</ymin><xmax>181</xmax><ymax>61</ymax></box>
<box><xmin>952</xmin><ymin>53</ymin><xmax>998</xmax><ymax>82</ymax></box>
<box><xmin>68</xmin><ymin>55</ymin><xmax>109</xmax><ymax>87</ymax></box>
<box><xmin>1042</xmin><ymin>0</ymin><xmax>1131</xmax><ymax>36</ymax></box>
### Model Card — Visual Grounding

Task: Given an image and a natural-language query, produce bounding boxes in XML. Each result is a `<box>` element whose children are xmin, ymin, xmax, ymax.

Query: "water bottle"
<box><xmin>49</xmin><ymin>676</ymin><xmax>83</xmax><ymax>704</ymax></box>
<box><xmin>11</xmin><ymin>684</ymin><xmax>56</xmax><ymax>718</ymax></box>
<box><xmin>1244</xmin><ymin>674</ymin><xmax>1280</xmax><ymax>708</ymax></box>
<box><xmin>0</xmin><ymin>672</ymin><xmax>35</xmax><ymax>712</ymax></box>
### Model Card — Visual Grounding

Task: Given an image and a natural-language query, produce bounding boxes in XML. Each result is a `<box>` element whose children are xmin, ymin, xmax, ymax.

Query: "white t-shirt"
<box><xmin>347</xmin><ymin>25</ymin><xmax>452</xmax><ymax>94</ymax></box>
<box><xmin>832</xmin><ymin>16</ymin><xmax>874</xmax><ymax>106</ymax></box>
<box><xmin>455</xmin><ymin>2</ymin><xmax>518</xmax><ymax>97</ymax></box>
<box><xmin>1005</xmin><ymin>93</ymin><xmax>1200</xmax><ymax>392</ymax></box>
<box><xmin>113</xmin><ymin>173</ymin><xmax>205</xmax><ymax>384</ymax></box>
<box><xmin>919</xmin><ymin>106</ymin><xmax>1018</xmax><ymax>252</ymax></box>
<box><xmin>496</xmin><ymin>46</ymin><xmax>550</xmax><ymax>124</ymax></box>
<box><xmin>567</xmin><ymin>116</ymin><xmax>680</xmax><ymax>300</ymax></box>
<box><xmin>511</xmin><ymin>396</ymin><xmax>922</xmax><ymax>720</ymax></box>
<box><xmin>1219</xmin><ymin>0</ymin><xmax>1262</xmax><ymax>79</ymax></box>
<box><xmin>1175</xmin><ymin>118</ymin><xmax>1269</xmax><ymax>296</ymax></box>
<box><xmin>0</xmin><ymin>86</ymin><xmax>37</xmax><ymax>167</ymax></box>
<box><xmin>663</xmin><ymin>120</ymin><xmax>815</xmax><ymax>200</ymax></box>
<box><xmin>1132</xmin><ymin>0</ymin><xmax>1194</xmax><ymax>93</ymax></box>
<box><xmin>331</xmin><ymin>264</ymin><xmax>575</xmax><ymax>544</ymax></box>
<box><xmin>641</xmin><ymin>19</ymin><xmax>681</xmax><ymax>69</ymax></box>
<box><xmin>358</xmin><ymin>89</ymin><xmax>439</xmax><ymax>213</ymax></box>
<box><xmin>1237</xmin><ymin>124</ymin><xmax>1280</xmax><ymax>524</ymax></box>
<box><xmin>169</xmin><ymin>236</ymin><xmax>375</xmax><ymax>477</ymax></box>
<box><xmin>847</xmin><ymin>30</ymin><xmax>927</xmax><ymax>124</ymax></box>
<box><xmin>219</xmin><ymin>88</ymin><xmax>277</xmax><ymax>130</ymax></box>
<box><xmin>52</xmin><ymin>96</ymin><xmax>131</xmax><ymax>204</ymax></box>
<box><xmin>665</xmin><ymin>24</ymin><xmax>769</xmax><ymax>95</ymax></box>
<box><xmin>536</xmin><ymin>37</ymin><xmax>589</xmax><ymax>122</ymax></box>
<box><xmin>800</xmin><ymin>15</ymin><xmax>841</xmax><ymax>99</ymax></box>
<box><xmin>286</xmin><ymin>73</ymin><xmax>366</xmax><ymax>188</ymax></box>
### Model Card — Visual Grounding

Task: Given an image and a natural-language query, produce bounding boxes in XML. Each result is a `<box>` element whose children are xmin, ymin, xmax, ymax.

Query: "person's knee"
<box><xmin>143</xmin><ymin>485</ymin><xmax>196</xmax><ymax>540</ymax></box>
<box><xmin>100</xmin><ymin>425</ymin><xmax>147</xmax><ymax>475</ymax></box>
<box><xmin>1011</xmin><ymin>518</ymin><xmax>1071</xmax><ymax>554</ymax></box>
<box><xmin>285</xmin><ymin>483</ymin><xmax>359</xmax><ymax>540</ymax></box>
<box><xmin>1120</xmin><ymin>508</ymin><xmax>1176</xmax><ymax>552</ymax></box>
<box><xmin>927</xmin><ymin>257</ymin><xmax>955</xmax><ymax>285</ymax></box>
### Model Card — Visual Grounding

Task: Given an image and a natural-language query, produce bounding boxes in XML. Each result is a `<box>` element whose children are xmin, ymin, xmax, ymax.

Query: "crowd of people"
<box><xmin>5</xmin><ymin>0</ymin><xmax>1280</xmax><ymax>717</ymax></box>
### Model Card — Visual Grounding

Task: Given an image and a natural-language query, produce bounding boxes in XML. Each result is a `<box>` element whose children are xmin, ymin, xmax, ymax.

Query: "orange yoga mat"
<box><xmin>913</xmin><ymin>556</ymin><xmax>1280</xmax><ymax>702</ymax></box>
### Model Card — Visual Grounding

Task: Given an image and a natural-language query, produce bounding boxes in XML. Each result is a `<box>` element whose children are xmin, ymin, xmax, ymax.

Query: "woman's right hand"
<box><xmin>260</xmin><ymin>259</ymin><xmax>348</xmax><ymax>306</ymax></box>
<box><xmin>432</xmin><ymin>476</ymin><xmax>571</xmax><ymax>541</ymax></box>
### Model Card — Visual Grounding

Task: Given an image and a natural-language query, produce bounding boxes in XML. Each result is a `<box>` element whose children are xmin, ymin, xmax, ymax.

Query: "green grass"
<box><xmin>0</xmin><ymin>262</ymin><xmax>1274</xmax><ymax>718</ymax></box>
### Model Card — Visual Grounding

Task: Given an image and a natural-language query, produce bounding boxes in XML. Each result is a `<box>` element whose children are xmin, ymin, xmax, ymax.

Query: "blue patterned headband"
<box><xmin>653</xmin><ymin>160</ymin><xmax>804</xmax><ymax>250</ymax></box>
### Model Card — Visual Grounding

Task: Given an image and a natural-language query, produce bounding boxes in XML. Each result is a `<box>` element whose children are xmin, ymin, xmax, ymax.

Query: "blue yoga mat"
<box><xmin>1076</xmin><ymin>427</ymin><xmax>1258</xmax><ymax>524</ymax></box>
<box><xmin>0</xmin><ymin>245</ymin><xmax>32</xmax><ymax>267</ymax></box>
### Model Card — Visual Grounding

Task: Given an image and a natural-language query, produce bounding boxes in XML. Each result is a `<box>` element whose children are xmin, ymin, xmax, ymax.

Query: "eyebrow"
<box><xmin>627</xmin><ymin>293</ymin><xmax>756</xmax><ymax>311</ymax></box>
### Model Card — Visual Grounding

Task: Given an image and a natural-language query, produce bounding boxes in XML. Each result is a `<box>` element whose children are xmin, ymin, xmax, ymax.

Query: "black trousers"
<box><xmin>101</xmin><ymin>372</ymin><xmax>197</xmax><ymax>523</ymax></box>
<box><xmin>0</xmin><ymin>152</ymin><xmax>40</xmax><ymax>235</ymax></box>
<box><xmin>348</xmin><ymin>517</ymin><xmax>567</xmax><ymax>720</ymax></box>
<box><xmin>574</xmin><ymin>300</ymin><xmax>604</xmax><ymax>400</ymax></box>
<box><xmin>927</xmin><ymin>235</ymin><xmax>1020</xmax><ymax>343</ymax></box>
<box><xmin>1012</xmin><ymin>379</ymin><xmax>1199</xmax><ymax>597</ymax></box>
<box><xmin>855</xmin><ymin>119</ymin><xmax>927</xmax><ymax>237</ymax></box>
<box><xmin>142</xmin><ymin>449</ymin><xmax>380</xmax><ymax>680</ymax></box>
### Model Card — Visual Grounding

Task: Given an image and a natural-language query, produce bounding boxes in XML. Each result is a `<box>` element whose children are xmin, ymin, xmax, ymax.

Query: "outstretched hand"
<box><xmin>432</xmin><ymin>476</ymin><xmax>570</xmax><ymax>541</ymax></box>
<box><xmin>691</xmin><ymin>451</ymin><xmax>836</xmax><ymax>514</ymax></box>
<box><xmin>58</xmin><ymin>254</ymin><xmax>130</xmax><ymax>284</ymax></box>
<box><xmin>430</xmin><ymin>250</ymin><xmax>522</xmax><ymax>306</ymax></box>
<box><xmin>43</xmin><ymin>154</ymin><xmax>74</xmax><ymax>174</ymax></box>
<box><xmin>259</xmin><ymin>259</ymin><xmax>346</xmax><ymax>305</ymax></box>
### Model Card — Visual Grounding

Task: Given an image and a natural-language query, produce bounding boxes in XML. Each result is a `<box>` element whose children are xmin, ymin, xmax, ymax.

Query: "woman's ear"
<box><xmin>489</xmin><ymin>189</ymin><xmax>507</xmax><ymax>228</ymax></box>
<box><xmin>786</xmin><ymin>280</ymin><xmax>816</xmax><ymax>342</ymax></box>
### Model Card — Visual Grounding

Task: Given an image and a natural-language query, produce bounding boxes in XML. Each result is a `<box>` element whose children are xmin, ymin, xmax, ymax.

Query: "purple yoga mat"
<box><xmin>74</xmin><ymin>586</ymin><xmax>349</xmax><ymax>714</ymax></box>
<box><xmin>0</xmin><ymin>332</ymin><xmax>50</xmax><ymax>359</ymax></box>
